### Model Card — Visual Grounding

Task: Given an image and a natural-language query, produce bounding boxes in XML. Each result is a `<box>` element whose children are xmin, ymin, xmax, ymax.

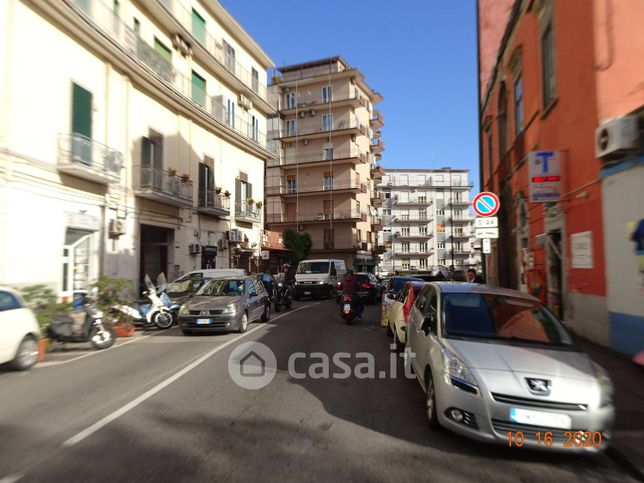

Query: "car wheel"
<box><xmin>424</xmin><ymin>369</ymin><xmax>440</xmax><ymax>430</ymax></box>
<box><xmin>261</xmin><ymin>304</ymin><xmax>271</xmax><ymax>322</ymax></box>
<box><xmin>238</xmin><ymin>312</ymin><xmax>249</xmax><ymax>333</ymax></box>
<box><xmin>10</xmin><ymin>335</ymin><xmax>39</xmax><ymax>370</ymax></box>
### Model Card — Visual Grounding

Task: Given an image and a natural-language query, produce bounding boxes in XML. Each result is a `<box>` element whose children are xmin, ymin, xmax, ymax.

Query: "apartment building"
<box><xmin>0</xmin><ymin>0</ymin><xmax>275</xmax><ymax>294</ymax></box>
<box><xmin>377</xmin><ymin>169</ymin><xmax>481</xmax><ymax>275</ymax></box>
<box><xmin>265</xmin><ymin>57</ymin><xmax>385</xmax><ymax>271</ymax></box>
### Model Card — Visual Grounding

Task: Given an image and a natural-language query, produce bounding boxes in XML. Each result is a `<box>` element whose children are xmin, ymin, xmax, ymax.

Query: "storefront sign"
<box><xmin>66</xmin><ymin>212</ymin><xmax>99</xmax><ymax>231</ymax></box>
<box><xmin>529</xmin><ymin>151</ymin><xmax>561</xmax><ymax>202</ymax></box>
<box><xmin>261</xmin><ymin>250</ymin><xmax>270</xmax><ymax>260</ymax></box>
<box><xmin>571</xmin><ymin>231</ymin><xmax>593</xmax><ymax>269</ymax></box>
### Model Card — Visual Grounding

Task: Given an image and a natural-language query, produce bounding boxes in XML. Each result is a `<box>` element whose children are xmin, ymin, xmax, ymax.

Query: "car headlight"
<box><xmin>442</xmin><ymin>349</ymin><xmax>479</xmax><ymax>395</ymax></box>
<box><xmin>278</xmin><ymin>282</ymin><xmax>283</xmax><ymax>287</ymax></box>
<box><xmin>318</xmin><ymin>279</ymin><xmax>327</xmax><ymax>285</ymax></box>
<box><xmin>221</xmin><ymin>304</ymin><xmax>237</xmax><ymax>315</ymax></box>
<box><xmin>179</xmin><ymin>305</ymin><xmax>189</xmax><ymax>315</ymax></box>
<box><xmin>593</xmin><ymin>362</ymin><xmax>613</xmax><ymax>407</ymax></box>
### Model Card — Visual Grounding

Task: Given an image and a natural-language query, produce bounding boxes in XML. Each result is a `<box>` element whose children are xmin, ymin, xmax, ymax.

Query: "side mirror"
<box><xmin>421</xmin><ymin>312</ymin><xmax>435</xmax><ymax>336</ymax></box>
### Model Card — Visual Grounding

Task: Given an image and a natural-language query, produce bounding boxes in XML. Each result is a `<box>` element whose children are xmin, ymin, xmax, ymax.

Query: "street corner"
<box><xmin>228</xmin><ymin>341</ymin><xmax>277</xmax><ymax>390</ymax></box>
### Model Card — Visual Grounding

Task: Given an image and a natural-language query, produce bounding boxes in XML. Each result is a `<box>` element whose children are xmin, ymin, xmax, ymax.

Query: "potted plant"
<box><xmin>224</xmin><ymin>190</ymin><xmax>231</xmax><ymax>198</ymax></box>
<box><xmin>167</xmin><ymin>167</ymin><xmax>177</xmax><ymax>177</ymax></box>
<box><xmin>247</xmin><ymin>198</ymin><xmax>254</xmax><ymax>205</ymax></box>
<box><xmin>180</xmin><ymin>173</ymin><xmax>190</xmax><ymax>183</ymax></box>
<box><xmin>256</xmin><ymin>201</ymin><xmax>263</xmax><ymax>208</ymax></box>
<box><xmin>215</xmin><ymin>187</ymin><xmax>222</xmax><ymax>194</ymax></box>
<box><xmin>92</xmin><ymin>276</ymin><xmax>136</xmax><ymax>337</ymax></box>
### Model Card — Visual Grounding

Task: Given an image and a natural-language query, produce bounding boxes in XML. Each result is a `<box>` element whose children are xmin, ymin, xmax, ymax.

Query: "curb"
<box><xmin>608</xmin><ymin>444</ymin><xmax>644</xmax><ymax>482</ymax></box>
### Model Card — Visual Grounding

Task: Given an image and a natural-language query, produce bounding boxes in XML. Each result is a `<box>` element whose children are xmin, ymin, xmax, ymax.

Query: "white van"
<box><xmin>295</xmin><ymin>259</ymin><xmax>346</xmax><ymax>299</ymax></box>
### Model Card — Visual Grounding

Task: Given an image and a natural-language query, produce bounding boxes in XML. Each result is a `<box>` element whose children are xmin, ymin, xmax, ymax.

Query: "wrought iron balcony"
<box><xmin>267</xmin><ymin>148</ymin><xmax>366</xmax><ymax>168</ymax></box>
<box><xmin>235</xmin><ymin>202</ymin><xmax>261</xmax><ymax>223</ymax></box>
<box><xmin>267</xmin><ymin>210</ymin><xmax>367</xmax><ymax>224</ymax></box>
<box><xmin>133</xmin><ymin>166</ymin><xmax>193</xmax><ymax>207</ymax></box>
<box><xmin>370</xmin><ymin>139</ymin><xmax>385</xmax><ymax>153</ymax></box>
<box><xmin>57</xmin><ymin>133</ymin><xmax>123</xmax><ymax>184</ymax></box>
<box><xmin>270</xmin><ymin>120</ymin><xmax>367</xmax><ymax>140</ymax></box>
<box><xmin>198</xmin><ymin>191</ymin><xmax>230</xmax><ymax>217</ymax></box>
<box><xmin>266</xmin><ymin>179</ymin><xmax>367</xmax><ymax>196</ymax></box>
<box><xmin>370</xmin><ymin>110</ymin><xmax>384</xmax><ymax>129</ymax></box>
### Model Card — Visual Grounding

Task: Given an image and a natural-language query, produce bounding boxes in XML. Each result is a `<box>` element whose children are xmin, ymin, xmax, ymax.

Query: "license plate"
<box><xmin>196</xmin><ymin>318</ymin><xmax>212</xmax><ymax>325</ymax></box>
<box><xmin>304</xmin><ymin>291</ymin><xmax>311</xmax><ymax>295</ymax></box>
<box><xmin>510</xmin><ymin>407</ymin><xmax>572</xmax><ymax>429</ymax></box>
<box><xmin>343</xmin><ymin>304</ymin><xmax>351</xmax><ymax>311</ymax></box>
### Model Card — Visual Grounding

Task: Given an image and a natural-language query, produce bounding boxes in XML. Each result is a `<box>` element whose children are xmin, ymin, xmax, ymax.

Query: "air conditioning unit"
<box><xmin>302</xmin><ymin>139</ymin><xmax>309</xmax><ymax>145</ymax></box>
<box><xmin>309</xmin><ymin>110</ymin><xmax>316</xmax><ymax>117</ymax></box>
<box><xmin>217</xmin><ymin>239</ymin><xmax>227</xmax><ymax>250</ymax></box>
<box><xmin>228</xmin><ymin>229</ymin><xmax>243</xmax><ymax>242</ymax></box>
<box><xmin>108</xmin><ymin>219</ymin><xmax>125</xmax><ymax>237</ymax></box>
<box><xmin>351</xmin><ymin>134</ymin><xmax>357</xmax><ymax>142</ymax></box>
<box><xmin>104</xmin><ymin>150</ymin><xmax>123</xmax><ymax>173</ymax></box>
<box><xmin>189</xmin><ymin>243</ymin><xmax>201</xmax><ymax>255</ymax></box>
<box><xmin>299</xmin><ymin>111</ymin><xmax>305</xmax><ymax>118</ymax></box>
<box><xmin>596</xmin><ymin>115</ymin><xmax>640</xmax><ymax>161</ymax></box>
<box><xmin>238</xmin><ymin>94</ymin><xmax>252</xmax><ymax>111</ymax></box>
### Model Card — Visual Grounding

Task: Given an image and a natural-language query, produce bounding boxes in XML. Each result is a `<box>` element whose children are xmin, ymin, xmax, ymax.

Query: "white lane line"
<box><xmin>0</xmin><ymin>474</ymin><xmax>24</xmax><ymax>483</ymax></box>
<box><xmin>61</xmin><ymin>304</ymin><xmax>313</xmax><ymax>448</ymax></box>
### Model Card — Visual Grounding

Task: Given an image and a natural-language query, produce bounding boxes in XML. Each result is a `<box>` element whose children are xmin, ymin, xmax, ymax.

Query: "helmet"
<box><xmin>282</xmin><ymin>263</ymin><xmax>291</xmax><ymax>269</ymax></box>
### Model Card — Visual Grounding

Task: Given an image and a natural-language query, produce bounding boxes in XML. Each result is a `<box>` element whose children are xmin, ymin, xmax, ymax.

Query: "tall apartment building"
<box><xmin>265</xmin><ymin>57</ymin><xmax>385</xmax><ymax>271</ymax></box>
<box><xmin>0</xmin><ymin>0</ymin><xmax>275</xmax><ymax>294</ymax></box>
<box><xmin>377</xmin><ymin>169</ymin><xmax>481</xmax><ymax>275</ymax></box>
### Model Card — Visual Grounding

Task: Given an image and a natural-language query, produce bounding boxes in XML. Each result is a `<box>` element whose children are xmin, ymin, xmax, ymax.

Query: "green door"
<box><xmin>192</xmin><ymin>9</ymin><xmax>206</xmax><ymax>44</ymax></box>
<box><xmin>71</xmin><ymin>82</ymin><xmax>92</xmax><ymax>165</ymax></box>
<box><xmin>191</xmin><ymin>71</ymin><xmax>206</xmax><ymax>107</ymax></box>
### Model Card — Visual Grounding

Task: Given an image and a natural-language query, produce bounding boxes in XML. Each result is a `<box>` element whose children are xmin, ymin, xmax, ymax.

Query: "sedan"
<box><xmin>379</xmin><ymin>276</ymin><xmax>423</xmax><ymax>328</ymax></box>
<box><xmin>336</xmin><ymin>273</ymin><xmax>382</xmax><ymax>305</ymax></box>
<box><xmin>405</xmin><ymin>283</ymin><xmax>614</xmax><ymax>452</ymax></box>
<box><xmin>178</xmin><ymin>277</ymin><xmax>270</xmax><ymax>335</ymax></box>
<box><xmin>0</xmin><ymin>287</ymin><xmax>41</xmax><ymax>370</ymax></box>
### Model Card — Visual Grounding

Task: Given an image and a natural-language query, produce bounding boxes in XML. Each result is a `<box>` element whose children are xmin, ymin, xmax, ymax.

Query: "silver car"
<box><xmin>178</xmin><ymin>277</ymin><xmax>270</xmax><ymax>335</ymax></box>
<box><xmin>405</xmin><ymin>283</ymin><xmax>614</xmax><ymax>452</ymax></box>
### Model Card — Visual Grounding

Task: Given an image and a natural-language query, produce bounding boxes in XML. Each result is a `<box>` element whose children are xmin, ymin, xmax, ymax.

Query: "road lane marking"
<box><xmin>0</xmin><ymin>474</ymin><xmax>24</xmax><ymax>483</ymax></box>
<box><xmin>61</xmin><ymin>304</ymin><xmax>314</xmax><ymax>448</ymax></box>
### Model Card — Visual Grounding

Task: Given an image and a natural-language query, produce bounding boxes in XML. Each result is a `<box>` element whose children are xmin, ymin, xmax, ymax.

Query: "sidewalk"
<box><xmin>578</xmin><ymin>337</ymin><xmax>644</xmax><ymax>479</ymax></box>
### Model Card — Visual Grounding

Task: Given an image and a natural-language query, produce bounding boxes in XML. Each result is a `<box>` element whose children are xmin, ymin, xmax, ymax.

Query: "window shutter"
<box><xmin>71</xmin><ymin>83</ymin><xmax>92</xmax><ymax>138</ymax></box>
<box><xmin>141</xmin><ymin>137</ymin><xmax>153</xmax><ymax>166</ymax></box>
<box><xmin>247</xmin><ymin>182</ymin><xmax>252</xmax><ymax>199</ymax></box>
<box><xmin>235</xmin><ymin>178</ymin><xmax>241</xmax><ymax>205</ymax></box>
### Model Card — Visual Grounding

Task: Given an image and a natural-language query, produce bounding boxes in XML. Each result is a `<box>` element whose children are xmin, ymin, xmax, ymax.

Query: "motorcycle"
<box><xmin>340</xmin><ymin>294</ymin><xmax>358</xmax><ymax>325</ymax></box>
<box><xmin>48</xmin><ymin>291</ymin><xmax>116</xmax><ymax>350</ymax></box>
<box><xmin>111</xmin><ymin>274</ymin><xmax>174</xmax><ymax>330</ymax></box>
<box><xmin>274</xmin><ymin>275</ymin><xmax>293</xmax><ymax>313</ymax></box>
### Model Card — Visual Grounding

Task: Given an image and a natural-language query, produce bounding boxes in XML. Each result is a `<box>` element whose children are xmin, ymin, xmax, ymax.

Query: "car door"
<box><xmin>408</xmin><ymin>286</ymin><xmax>435</xmax><ymax>377</ymax></box>
<box><xmin>254</xmin><ymin>280</ymin><xmax>268</xmax><ymax>314</ymax></box>
<box><xmin>245</xmin><ymin>280</ymin><xmax>260</xmax><ymax>320</ymax></box>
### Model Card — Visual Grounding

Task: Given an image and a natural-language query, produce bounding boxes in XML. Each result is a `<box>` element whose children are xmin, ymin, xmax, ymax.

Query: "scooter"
<box><xmin>48</xmin><ymin>291</ymin><xmax>116</xmax><ymax>350</ymax></box>
<box><xmin>111</xmin><ymin>274</ymin><xmax>174</xmax><ymax>330</ymax></box>
<box><xmin>340</xmin><ymin>294</ymin><xmax>358</xmax><ymax>325</ymax></box>
<box><xmin>274</xmin><ymin>276</ymin><xmax>293</xmax><ymax>313</ymax></box>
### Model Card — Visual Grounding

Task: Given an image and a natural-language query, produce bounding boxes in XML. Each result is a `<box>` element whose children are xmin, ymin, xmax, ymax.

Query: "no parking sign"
<box><xmin>472</xmin><ymin>192</ymin><xmax>500</xmax><ymax>217</ymax></box>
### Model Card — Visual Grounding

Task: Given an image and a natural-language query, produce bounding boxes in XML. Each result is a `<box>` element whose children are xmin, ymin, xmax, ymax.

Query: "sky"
<box><xmin>221</xmin><ymin>0</ymin><xmax>480</xmax><ymax>185</ymax></box>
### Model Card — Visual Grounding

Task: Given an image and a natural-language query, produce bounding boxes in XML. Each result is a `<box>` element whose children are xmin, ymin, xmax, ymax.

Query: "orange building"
<box><xmin>478</xmin><ymin>0</ymin><xmax>644</xmax><ymax>354</ymax></box>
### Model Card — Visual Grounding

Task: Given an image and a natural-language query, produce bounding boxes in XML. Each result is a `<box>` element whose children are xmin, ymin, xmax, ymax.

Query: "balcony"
<box><xmin>370</xmin><ymin>139</ymin><xmax>385</xmax><ymax>153</ymax></box>
<box><xmin>267</xmin><ymin>147</ymin><xmax>366</xmax><ymax>168</ymax></box>
<box><xmin>392</xmin><ymin>217</ymin><xmax>433</xmax><ymax>224</ymax></box>
<box><xmin>397</xmin><ymin>250</ymin><xmax>435</xmax><ymax>257</ymax></box>
<box><xmin>449</xmin><ymin>232</ymin><xmax>472</xmax><ymax>240</ymax></box>
<box><xmin>314</xmin><ymin>238</ymin><xmax>370</xmax><ymax>252</ymax></box>
<box><xmin>448</xmin><ymin>216</ymin><xmax>474</xmax><ymax>225</ymax></box>
<box><xmin>393</xmin><ymin>197</ymin><xmax>433</xmax><ymax>207</ymax></box>
<box><xmin>379</xmin><ymin>180</ymin><xmax>474</xmax><ymax>189</ymax></box>
<box><xmin>133</xmin><ymin>166</ymin><xmax>193</xmax><ymax>208</ymax></box>
<box><xmin>451</xmin><ymin>250</ymin><xmax>471</xmax><ymax>257</ymax></box>
<box><xmin>370</xmin><ymin>110</ymin><xmax>384</xmax><ymax>129</ymax></box>
<box><xmin>270</xmin><ymin>120</ymin><xmax>367</xmax><ymax>141</ymax></box>
<box><xmin>371</xmin><ymin>217</ymin><xmax>385</xmax><ymax>229</ymax></box>
<box><xmin>57</xmin><ymin>133</ymin><xmax>122</xmax><ymax>184</ymax></box>
<box><xmin>371</xmin><ymin>192</ymin><xmax>385</xmax><ymax>207</ymax></box>
<box><xmin>198</xmin><ymin>191</ymin><xmax>230</xmax><ymax>218</ymax></box>
<box><xmin>266</xmin><ymin>179</ymin><xmax>367</xmax><ymax>197</ymax></box>
<box><xmin>278</xmin><ymin>93</ymin><xmax>367</xmax><ymax>114</ymax></box>
<box><xmin>235</xmin><ymin>202</ymin><xmax>261</xmax><ymax>224</ymax></box>
<box><xmin>448</xmin><ymin>199</ymin><xmax>471</xmax><ymax>208</ymax></box>
<box><xmin>371</xmin><ymin>164</ymin><xmax>385</xmax><ymax>179</ymax></box>
<box><xmin>394</xmin><ymin>233</ymin><xmax>434</xmax><ymax>240</ymax></box>
<box><xmin>267</xmin><ymin>210</ymin><xmax>367</xmax><ymax>225</ymax></box>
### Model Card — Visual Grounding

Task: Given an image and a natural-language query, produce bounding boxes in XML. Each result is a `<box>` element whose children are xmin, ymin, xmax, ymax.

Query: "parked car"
<box><xmin>386</xmin><ymin>280</ymin><xmax>425</xmax><ymax>352</ymax></box>
<box><xmin>405</xmin><ymin>283</ymin><xmax>615</xmax><ymax>451</ymax></box>
<box><xmin>0</xmin><ymin>287</ymin><xmax>41</xmax><ymax>370</ymax></box>
<box><xmin>379</xmin><ymin>276</ymin><xmax>423</xmax><ymax>328</ymax></box>
<box><xmin>336</xmin><ymin>273</ymin><xmax>382</xmax><ymax>305</ymax></box>
<box><xmin>167</xmin><ymin>269</ymin><xmax>246</xmax><ymax>306</ymax></box>
<box><xmin>178</xmin><ymin>277</ymin><xmax>270</xmax><ymax>335</ymax></box>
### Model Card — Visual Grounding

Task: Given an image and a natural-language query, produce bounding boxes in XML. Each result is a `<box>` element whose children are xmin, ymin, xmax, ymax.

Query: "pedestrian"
<box><xmin>466</xmin><ymin>268</ymin><xmax>485</xmax><ymax>284</ymax></box>
<box><xmin>340</xmin><ymin>269</ymin><xmax>364</xmax><ymax>321</ymax></box>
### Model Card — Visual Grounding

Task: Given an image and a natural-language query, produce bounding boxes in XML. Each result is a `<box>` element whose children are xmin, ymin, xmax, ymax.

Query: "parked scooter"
<box><xmin>111</xmin><ymin>274</ymin><xmax>174</xmax><ymax>330</ymax></box>
<box><xmin>48</xmin><ymin>291</ymin><xmax>116</xmax><ymax>350</ymax></box>
<box><xmin>340</xmin><ymin>294</ymin><xmax>358</xmax><ymax>325</ymax></box>
<box><xmin>274</xmin><ymin>275</ymin><xmax>293</xmax><ymax>313</ymax></box>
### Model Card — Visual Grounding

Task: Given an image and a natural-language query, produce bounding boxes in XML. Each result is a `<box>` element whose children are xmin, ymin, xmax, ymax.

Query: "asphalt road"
<box><xmin>0</xmin><ymin>300</ymin><xmax>637</xmax><ymax>483</ymax></box>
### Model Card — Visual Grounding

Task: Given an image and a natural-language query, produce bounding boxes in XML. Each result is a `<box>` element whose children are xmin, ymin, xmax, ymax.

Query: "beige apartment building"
<box><xmin>265</xmin><ymin>57</ymin><xmax>385</xmax><ymax>271</ymax></box>
<box><xmin>0</xmin><ymin>0</ymin><xmax>274</xmax><ymax>294</ymax></box>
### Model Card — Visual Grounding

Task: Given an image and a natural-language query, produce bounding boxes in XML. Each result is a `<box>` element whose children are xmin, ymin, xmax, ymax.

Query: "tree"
<box><xmin>282</xmin><ymin>229</ymin><xmax>312</xmax><ymax>265</ymax></box>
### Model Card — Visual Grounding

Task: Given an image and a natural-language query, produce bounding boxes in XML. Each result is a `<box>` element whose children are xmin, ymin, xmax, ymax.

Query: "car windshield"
<box><xmin>297</xmin><ymin>262</ymin><xmax>329</xmax><ymax>274</ymax></box>
<box><xmin>167</xmin><ymin>276</ymin><xmax>205</xmax><ymax>295</ymax></box>
<box><xmin>391</xmin><ymin>277</ymin><xmax>423</xmax><ymax>292</ymax></box>
<box><xmin>196</xmin><ymin>279</ymin><xmax>245</xmax><ymax>297</ymax></box>
<box><xmin>442</xmin><ymin>293</ymin><xmax>574</xmax><ymax>346</ymax></box>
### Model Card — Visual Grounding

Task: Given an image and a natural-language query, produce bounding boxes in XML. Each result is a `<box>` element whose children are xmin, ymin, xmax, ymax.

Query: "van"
<box><xmin>294</xmin><ymin>259</ymin><xmax>346</xmax><ymax>299</ymax></box>
<box><xmin>167</xmin><ymin>269</ymin><xmax>246</xmax><ymax>304</ymax></box>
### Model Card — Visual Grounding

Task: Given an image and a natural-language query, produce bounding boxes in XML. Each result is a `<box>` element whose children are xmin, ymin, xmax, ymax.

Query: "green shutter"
<box><xmin>191</xmin><ymin>71</ymin><xmax>206</xmax><ymax>107</ymax></box>
<box><xmin>192</xmin><ymin>9</ymin><xmax>206</xmax><ymax>44</ymax></box>
<box><xmin>235</xmin><ymin>178</ymin><xmax>241</xmax><ymax>207</ymax></box>
<box><xmin>154</xmin><ymin>38</ymin><xmax>171</xmax><ymax>62</ymax></box>
<box><xmin>71</xmin><ymin>83</ymin><xmax>92</xmax><ymax>138</ymax></box>
<box><xmin>247</xmin><ymin>182</ymin><xmax>252</xmax><ymax>199</ymax></box>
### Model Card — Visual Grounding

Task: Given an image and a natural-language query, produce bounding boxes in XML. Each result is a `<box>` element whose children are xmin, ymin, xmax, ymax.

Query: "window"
<box><xmin>323</xmin><ymin>171</ymin><xmax>333</xmax><ymax>190</ymax></box>
<box><xmin>420</xmin><ymin>225</ymin><xmax>427</xmax><ymax>236</ymax></box>
<box><xmin>133</xmin><ymin>17</ymin><xmax>140</xmax><ymax>34</ymax></box>
<box><xmin>419</xmin><ymin>209</ymin><xmax>427</xmax><ymax>220</ymax></box>
<box><xmin>437</xmin><ymin>209</ymin><xmax>444</xmax><ymax>216</ymax></box>
<box><xmin>497</xmin><ymin>82</ymin><xmax>508</xmax><ymax>156</ymax></box>
<box><xmin>420</xmin><ymin>242</ymin><xmax>428</xmax><ymax>253</ymax></box>
<box><xmin>223</xmin><ymin>40</ymin><xmax>235</xmax><ymax>72</ymax></box>
<box><xmin>141</xmin><ymin>130</ymin><xmax>163</xmax><ymax>188</ymax></box>
<box><xmin>323</xmin><ymin>146</ymin><xmax>334</xmax><ymax>160</ymax></box>
<box><xmin>324</xmin><ymin>229</ymin><xmax>334</xmax><ymax>249</ymax></box>
<box><xmin>154</xmin><ymin>38</ymin><xmax>171</xmax><ymax>62</ymax></box>
<box><xmin>541</xmin><ymin>22</ymin><xmax>556</xmax><ymax>108</ymax></box>
<box><xmin>384</xmin><ymin>192</ymin><xmax>391</xmax><ymax>199</ymax></box>
<box><xmin>235</xmin><ymin>177</ymin><xmax>252</xmax><ymax>210</ymax></box>
<box><xmin>438</xmin><ymin>258</ymin><xmax>446</xmax><ymax>265</ymax></box>
<box><xmin>252</xmin><ymin>68</ymin><xmax>259</xmax><ymax>94</ymax></box>
<box><xmin>286</xmin><ymin>119</ymin><xmax>296</xmax><ymax>136</ymax></box>
<box><xmin>438</xmin><ymin>242</ymin><xmax>445</xmax><ymax>249</ymax></box>
<box><xmin>402</xmin><ymin>242</ymin><xmax>410</xmax><ymax>253</ymax></box>
<box><xmin>62</xmin><ymin>229</ymin><xmax>92</xmax><ymax>295</ymax></box>
<box><xmin>191</xmin><ymin>71</ymin><xmax>206</xmax><ymax>107</ymax></box>
<box><xmin>402</xmin><ymin>259</ymin><xmax>410</xmax><ymax>270</ymax></box>
<box><xmin>71</xmin><ymin>82</ymin><xmax>93</xmax><ymax>164</ymax></box>
<box><xmin>401</xmin><ymin>226</ymin><xmax>410</xmax><ymax>237</ymax></box>
<box><xmin>514</xmin><ymin>75</ymin><xmax>524</xmax><ymax>135</ymax></box>
<box><xmin>383</xmin><ymin>209</ymin><xmax>391</xmax><ymax>216</ymax></box>
<box><xmin>226</xmin><ymin>98</ymin><xmax>235</xmax><ymax>128</ymax></box>
<box><xmin>419</xmin><ymin>259</ymin><xmax>428</xmax><ymax>270</ymax></box>
<box><xmin>418</xmin><ymin>196</ymin><xmax>427</xmax><ymax>204</ymax></box>
<box><xmin>198</xmin><ymin>161</ymin><xmax>214</xmax><ymax>206</ymax></box>
<box><xmin>322</xmin><ymin>113</ymin><xmax>334</xmax><ymax>131</ymax></box>
<box><xmin>251</xmin><ymin>115</ymin><xmax>259</xmax><ymax>141</ymax></box>
<box><xmin>454</xmin><ymin>242</ymin><xmax>464</xmax><ymax>251</ymax></box>
<box><xmin>0</xmin><ymin>291</ymin><xmax>22</xmax><ymax>312</ymax></box>
<box><xmin>245</xmin><ymin>279</ymin><xmax>257</xmax><ymax>296</ymax></box>
<box><xmin>285</xmin><ymin>92</ymin><xmax>296</xmax><ymax>109</ymax></box>
<box><xmin>192</xmin><ymin>8</ymin><xmax>206</xmax><ymax>44</ymax></box>
<box><xmin>401</xmin><ymin>211</ymin><xmax>409</xmax><ymax>221</ymax></box>
<box><xmin>287</xmin><ymin>175</ymin><xmax>296</xmax><ymax>194</ymax></box>
<box><xmin>322</xmin><ymin>85</ymin><xmax>333</xmax><ymax>103</ymax></box>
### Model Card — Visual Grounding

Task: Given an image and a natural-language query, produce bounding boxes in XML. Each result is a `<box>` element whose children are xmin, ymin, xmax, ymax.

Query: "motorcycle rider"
<box><xmin>340</xmin><ymin>269</ymin><xmax>363</xmax><ymax>321</ymax></box>
<box><xmin>281</xmin><ymin>263</ymin><xmax>296</xmax><ymax>300</ymax></box>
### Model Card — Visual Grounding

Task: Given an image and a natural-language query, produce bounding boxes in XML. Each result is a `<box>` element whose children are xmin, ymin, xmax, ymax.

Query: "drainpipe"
<box><xmin>475</xmin><ymin>0</ymin><xmax>487</xmax><ymax>280</ymax></box>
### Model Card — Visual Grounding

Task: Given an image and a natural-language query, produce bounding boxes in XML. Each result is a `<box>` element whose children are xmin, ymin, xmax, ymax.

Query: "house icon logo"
<box><xmin>228</xmin><ymin>342</ymin><xmax>276</xmax><ymax>390</ymax></box>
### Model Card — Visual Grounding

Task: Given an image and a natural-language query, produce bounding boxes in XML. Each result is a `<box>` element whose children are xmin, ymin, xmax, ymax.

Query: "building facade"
<box><xmin>0</xmin><ymin>0</ymin><xmax>275</xmax><ymax>295</ymax></box>
<box><xmin>265</xmin><ymin>57</ymin><xmax>385</xmax><ymax>271</ymax></box>
<box><xmin>478</xmin><ymin>0</ymin><xmax>644</xmax><ymax>354</ymax></box>
<box><xmin>377</xmin><ymin>169</ymin><xmax>480</xmax><ymax>275</ymax></box>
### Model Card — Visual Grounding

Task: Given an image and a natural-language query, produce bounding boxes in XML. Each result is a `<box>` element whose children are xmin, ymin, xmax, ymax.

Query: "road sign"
<box><xmin>475</xmin><ymin>227</ymin><xmax>499</xmax><ymax>239</ymax></box>
<box><xmin>529</xmin><ymin>151</ymin><xmax>561</xmax><ymax>202</ymax></box>
<box><xmin>472</xmin><ymin>192</ymin><xmax>500</xmax><ymax>217</ymax></box>
<box><xmin>482</xmin><ymin>238</ymin><xmax>491</xmax><ymax>254</ymax></box>
<box><xmin>475</xmin><ymin>216</ymin><xmax>498</xmax><ymax>228</ymax></box>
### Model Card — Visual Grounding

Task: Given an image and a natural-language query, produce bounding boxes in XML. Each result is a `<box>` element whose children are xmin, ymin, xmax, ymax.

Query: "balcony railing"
<box><xmin>370</xmin><ymin>139</ymin><xmax>385</xmax><ymax>152</ymax></box>
<box><xmin>394</xmin><ymin>233</ymin><xmax>434</xmax><ymax>240</ymax></box>
<box><xmin>393</xmin><ymin>198</ymin><xmax>433</xmax><ymax>206</ymax></box>
<box><xmin>267</xmin><ymin>147</ymin><xmax>365</xmax><ymax>168</ymax></box>
<box><xmin>266</xmin><ymin>179</ymin><xmax>367</xmax><ymax>196</ymax></box>
<box><xmin>279</xmin><ymin>92</ymin><xmax>367</xmax><ymax>112</ymax></box>
<box><xmin>72</xmin><ymin>0</ymin><xmax>270</xmax><ymax>152</ymax></box>
<box><xmin>158</xmin><ymin>0</ymin><xmax>268</xmax><ymax>100</ymax></box>
<box><xmin>371</xmin><ymin>164</ymin><xmax>385</xmax><ymax>178</ymax></box>
<box><xmin>314</xmin><ymin>237</ymin><xmax>371</xmax><ymax>251</ymax></box>
<box><xmin>235</xmin><ymin>202</ymin><xmax>261</xmax><ymax>223</ymax></box>
<box><xmin>379</xmin><ymin>180</ymin><xmax>474</xmax><ymax>189</ymax></box>
<box><xmin>371</xmin><ymin>217</ymin><xmax>384</xmax><ymax>229</ymax></box>
<box><xmin>273</xmin><ymin>64</ymin><xmax>350</xmax><ymax>83</ymax></box>
<box><xmin>392</xmin><ymin>216</ymin><xmax>433</xmax><ymax>223</ymax></box>
<box><xmin>370</xmin><ymin>110</ymin><xmax>385</xmax><ymax>128</ymax></box>
<box><xmin>134</xmin><ymin>166</ymin><xmax>193</xmax><ymax>207</ymax></box>
<box><xmin>57</xmin><ymin>133</ymin><xmax>123</xmax><ymax>184</ymax></box>
<box><xmin>448</xmin><ymin>199</ymin><xmax>471</xmax><ymax>207</ymax></box>
<box><xmin>198</xmin><ymin>190</ymin><xmax>230</xmax><ymax>216</ymax></box>
<box><xmin>267</xmin><ymin>210</ymin><xmax>367</xmax><ymax>224</ymax></box>
<box><xmin>270</xmin><ymin>120</ymin><xmax>367</xmax><ymax>140</ymax></box>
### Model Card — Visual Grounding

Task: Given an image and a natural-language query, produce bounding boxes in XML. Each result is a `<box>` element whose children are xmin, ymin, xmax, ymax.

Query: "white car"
<box><xmin>0</xmin><ymin>287</ymin><xmax>41</xmax><ymax>370</ymax></box>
